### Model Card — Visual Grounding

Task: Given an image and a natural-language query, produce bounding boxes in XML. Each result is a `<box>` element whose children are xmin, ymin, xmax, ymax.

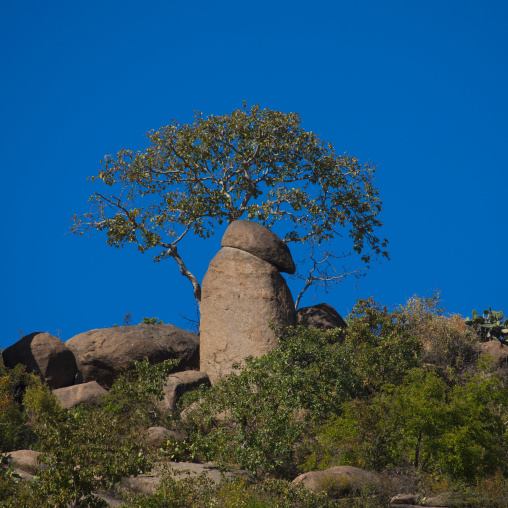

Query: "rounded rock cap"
<box><xmin>221</xmin><ymin>220</ymin><xmax>296</xmax><ymax>274</ymax></box>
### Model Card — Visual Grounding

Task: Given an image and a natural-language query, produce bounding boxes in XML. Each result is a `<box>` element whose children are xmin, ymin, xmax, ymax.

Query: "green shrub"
<box><xmin>344</xmin><ymin>298</ymin><xmax>421</xmax><ymax>390</ymax></box>
<box><xmin>0</xmin><ymin>357</ymin><xmax>180</xmax><ymax>507</ymax></box>
<box><xmin>140</xmin><ymin>317</ymin><xmax>164</xmax><ymax>325</ymax></box>
<box><xmin>466</xmin><ymin>308</ymin><xmax>508</xmax><ymax>345</ymax></box>
<box><xmin>26</xmin><ymin>407</ymin><xmax>149</xmax><ymax>507</ymax></box>
<box><xmin>22</xmin><ymin>378</ymin><xmax>65</xmax><ymax>431</ymax></box>
<box><xmin>181</xmin><ymin>326</ymin><xmax>364</xmax><ymax>479</ymax></box>
<box><xmin>0</xmin><ymin>362</ymin><xmax>38</xmax><ymax>453</ymax></box>
<box><xmin>310</xmin><ymin>366</ymin><xmax>508</xmax><ymax>482</ymax></box>
<box><xmin>104</xmin><ymin>357</ymin><xmax>179</xmax><ymax>428</ymax></box>
<box><xmin>180</xmin><ymin>300</ymin><xmax>424</xmax><ymax>479</ymax></box>
<box><xmin>128</xmin><ymin>474</ymin><xmax>337</xmax><ymax>508</ymax></box>
<box><xmin>395</xmin><ymin>293</ymin><xmax>478</xmax><ymax>370</ymax></box>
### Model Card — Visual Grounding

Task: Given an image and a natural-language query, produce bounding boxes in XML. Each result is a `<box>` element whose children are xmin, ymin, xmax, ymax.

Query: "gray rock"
<box><xmin>145</xmin><ymin>426</ymin><xmax>186</xmax><ymax>447</ymax></box>
<box><xmin>160</xmin><ymin>370</ymin><xmax>211</xmax><ymax>413</ymax></box>
<box><xmin>424</xmin><ymin>492</ymin><xmax>455</xmax><ymax>507</ymax></box>
<box><xmin>6</xmin><ymin>450</ymin><xmax>47</xmax><ymax>473</ymax></box>
<box><xmin>390</xmin><ymin>493</ymin><xmax>417</xmax><ymax>505</ymax></box>
<box><xmin>292</xmin><ymin>466</ymin><xmax>380</xmax><ymax>497</ymax></box>
<box><xmin>66</xmin><ymin>324</ymin><xmax>199</xmax><ymax>388</ymax></box>
<box><xmin>477</xmin><ymin>340</ymin><xmax>508</xmax><ymax>367</ymax></box>
<box><xmin>200</xmin><ymin>247</ymin><xmax>296</xmax><ymax>384</ymax></box>
<box><xmin>2</xmin><ymin>332</ymin><xmax>78</xmax><ymax>389</ymax></box>
<box><xmin>92</xmin><ymin>493</ymin><xmax>124</xmax><ymax>507</ymax></box>
<box><xmin>296</xmin><ymin>303</ymin><xmax>347</xmax><ymax>331</ymax></box>
<box><xmin>53</xmin><ymin>381</ymin><xmax>108</xmax><ymax>409</ymax></box>
<box><xmin>221</xmin><ymin>220</ymin><xmax>296</xmax><ymax>274</ymax></box>
<box><xmin>121</xmin><ymin>462</ymin><xmax>253</xmax><ymax>495</ymax></box>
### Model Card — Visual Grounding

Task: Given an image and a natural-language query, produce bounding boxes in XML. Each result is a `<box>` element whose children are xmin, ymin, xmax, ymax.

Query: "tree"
<box><xmin>72</xmin><ymin>104</ymin><xmax>388</xmax><ymax>307</ymax></box>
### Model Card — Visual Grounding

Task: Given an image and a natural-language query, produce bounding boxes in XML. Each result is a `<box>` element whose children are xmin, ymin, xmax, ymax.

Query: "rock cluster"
<box><xmin>6</xmin><ymin>448</ymin><xmax>458</xmax><ymax>507</ymax></box>
<box><xmin>2</xmin><ymin>324</ymin><xmax>201</xmax><ymax>395</ymax></box>
<box><xmin>200</xmin><ymin>220</ymin><xmax>297</xmax><ymax>384</ymax></box>
<box><xmin>1</xmin><ymin>220</ymin><xmax>351</xmax><ymax>392</ymax></box>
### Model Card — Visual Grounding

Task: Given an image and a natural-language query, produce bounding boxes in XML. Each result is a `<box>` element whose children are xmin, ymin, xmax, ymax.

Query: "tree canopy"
<box><xmin>72</xmin><ymin>104</ymin><xmax>388</xmax><ymax>306</ymax></box>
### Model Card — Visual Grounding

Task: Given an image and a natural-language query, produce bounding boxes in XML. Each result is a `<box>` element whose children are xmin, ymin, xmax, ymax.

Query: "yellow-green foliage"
<box><xmin>307</xmin><ymin>365</ymin><xmax>508</xmax><ymax>482</ymax></box>
<box><xmin>129</xmin><ymin>475</ymin><xmax>338</xmax><ymax>508</ymax></box>
<box><xmin>395</xmin><ymin>292</ymin><xmax>478</xmax><ymax>369</ymax></box>
<box><xmin>2</xmin><ymin>295</ymin><xmax>508</xmax><ymax>507</ymax></box>
<box><xmin>344</xmin><ymin>298</ymin><xmax>421</xmax><ymax>390</ymax></box>
<box><xmin>22</xmin><ymin>378</ymin><xmax>64</xmax><ymax>430</ymax></box>
<box><xmin>0</xmin><ymin>360</ymin><xmax>38</xmax><ymax>453</ymax></box>
<box><xmin>104</xmin><ymin>357</ymin><xmax>179</xmax><ymax>429</ymax></box>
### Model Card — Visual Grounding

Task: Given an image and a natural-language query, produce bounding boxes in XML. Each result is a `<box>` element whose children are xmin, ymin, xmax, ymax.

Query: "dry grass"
<box><xmin>395</xmin><ymin>293</ymin><xmax>479</xmax><ymax>371</ymax></box>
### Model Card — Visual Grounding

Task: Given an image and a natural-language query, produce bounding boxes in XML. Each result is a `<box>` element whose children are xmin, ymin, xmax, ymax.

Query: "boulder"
<box><xmin>292</xmin><ymin>466</ymin><xmax>379</xmax><ymax>497</ymax></box>
<box><xmin>160</xmin><ymin>370</ymin><xmax>211</xmax><ymax>413</ymax></box>
<box><xmin>53</xmin><ymin>381</ymin><xmax>108</xmax><ymax>409</ymax></box>
<box><xmin>424</xmin><ymin>492</ymin><xmax>455</xmax><ymax>507</ymax></box>
<box><xmin>390</xmin><ymin>493</ymin><xmax>418</xmax><ymax>505</ymax></box>
<box><xmin>144</xmin><ymin>426</ymin><xmax>186</xmax><ymax>447</ymax></box>
<box><xmin>11</xmin><ymin>469</ymin><xmax>35</xmax><ymax>482</ymax></box>
<box><xmin>296</xmin><ymin>303</ymin><xmax>348</xmax><ymax>331</ymax></box>
<box><xmin>221</xmin><ymin>220</ymin><xmax>296</xmax><ymax>274</ymax></box>
<box><xmin>93</xmin><ymin>493</ymin><xmax>123</xmax><ymax>507</ymax></box>
<box><xmin>2</xmin><ymin>332</ymin><xmax>78</xmax><ymax>389</ymax></box>
<box><xmin>478</xmin><ymin>340</ymin><xmax>508</xmax><ymax>367</ymax></box>
<box><xmin>65</xmin><ymin>324</ymin><xmax>199</xmax><ymax>388</ymax></box>
<box><xmin>6</xmin><ymin>450</ymin><xmax>47</xmax><ymax>473</ymax></box>
<box><xmin>200</xmin><ymin>246</ymin><xmax>296</xmax><ymax>384</ymax></box>
<box><xmin>121</xmin><ymin>462</ymin><xmax>253</xmax><ymax>495</ymax></box>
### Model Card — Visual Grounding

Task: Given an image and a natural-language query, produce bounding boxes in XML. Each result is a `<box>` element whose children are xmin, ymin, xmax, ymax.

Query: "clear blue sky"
<box><xmin>1</xmin><ymin>0</ymin><xmax>507</xmax><ymax>349</ymax></box>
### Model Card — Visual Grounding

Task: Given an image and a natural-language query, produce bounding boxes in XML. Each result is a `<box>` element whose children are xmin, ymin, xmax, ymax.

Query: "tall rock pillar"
<box><xmin>200</xmin><ymin>220</ymin><xmax>296</xmax><ymax>384</ymax></box>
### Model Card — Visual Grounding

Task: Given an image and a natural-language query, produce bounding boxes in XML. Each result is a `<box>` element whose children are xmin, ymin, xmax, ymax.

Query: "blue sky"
<box><xmin>1</xmin><ymin>1</ymin><xmax>507</xmax><ymax>349</ymax></box>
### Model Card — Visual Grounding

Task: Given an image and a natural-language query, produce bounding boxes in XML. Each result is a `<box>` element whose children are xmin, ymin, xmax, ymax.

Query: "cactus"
<box><xmin>465</xmin><ymin>307</ymin><xmax>508</xmax><ymax>345</ymax></box>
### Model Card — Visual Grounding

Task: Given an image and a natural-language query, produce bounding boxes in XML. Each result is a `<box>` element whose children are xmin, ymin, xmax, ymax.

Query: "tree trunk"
<box><xmin>414</xmin><ymin>430</ymin><xmax>422</xmax><ymax>468</ymax></box>
<box><xmin>168</xmin><ymin>246</ymin><xmax>201</xmax><ymax>306</ymax></box>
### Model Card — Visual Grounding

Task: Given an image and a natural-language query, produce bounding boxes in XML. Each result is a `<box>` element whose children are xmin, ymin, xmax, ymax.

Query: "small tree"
<box><xmin>72</xmin><ymin>104</ymin><xmax>388</xmax><ymax>307</ymax></box>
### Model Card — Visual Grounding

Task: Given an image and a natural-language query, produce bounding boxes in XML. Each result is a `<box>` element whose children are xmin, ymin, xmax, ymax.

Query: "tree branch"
<box><xmin>292</xmin><ymin>247</ymin><xmax>367</xmax><ymax>309</ymax></box>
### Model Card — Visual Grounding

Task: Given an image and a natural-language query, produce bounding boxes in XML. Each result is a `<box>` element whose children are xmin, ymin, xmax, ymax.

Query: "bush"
<box><xmin>309</xmin><ymin>366</ymin><xmax>508</xmax><ymax>482</ymax></box>
<box><xmin>0</xmin><ymin>357</ymin><xmax>179</xmax><ymax>507</ymax></box>
<box><xmin>128</xmin><ymin>474</ymin><xmax>337</xmax><ymax>508</ymax></box>
<box><xmin>140</xmin><ymin>317</ymin><xmax>164</xmax><ymax>325</ymax></box>
<box><xmin>181</xmin><ymin>326</ymin><xmax>364</xmax><ymax>479</ymax></box>
<box><xmin>395</xmin><ymin>292</ymin><xmax>478</xmax><ymax>370</ymax></box>
<box><xmin>344</xmin><ymin>298</ymin><xmax>421</xmax><ymax>390</ymax></box>
<box><xmin>0</xmin><ymin>361</ymin><xmax>38</xmax><ymax>453</ymax></box>
<box><xmin>22</xmin><ymin>378</ymin><xmax>65</xmax><ymax>431</ymax></box>
<box><xmin>104</xmin><ymin>357</ymin><xmax>179</xmax><ymax>429</ymax></box>
<box><xmin>180</xmin><ymin>300</ymin><xmax>425</xmax><ymax>479</ymax></box>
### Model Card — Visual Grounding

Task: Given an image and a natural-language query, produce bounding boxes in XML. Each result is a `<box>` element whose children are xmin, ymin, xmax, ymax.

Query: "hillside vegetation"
<box><xmin>2</xmin><ymin>294</ymin><xmax>508</xmax><ymax>507</ymax></box>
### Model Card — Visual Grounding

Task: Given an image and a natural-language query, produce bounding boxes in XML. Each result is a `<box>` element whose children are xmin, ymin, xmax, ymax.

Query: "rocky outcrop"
<box><xmin>160</xmin><ymin>370</ymin><xmax>211</xmax><ymax>413</ymax></box>
<box><xmin>66</xmin><ymin>324</ymin><xmax>199</xmax><ymax>388</ymax></box>
<box><xmin>292</xmin><ymin>465</ymin><xmax>380</xmax><ymax>497</ymax></box>
<box><xmin>2</xmin><ymin>332</ymin><xmax>78</xmax><ymax>389</ymax></box>
<box><xmin>53</xmin><ymin>381</ymin><xmax>108</xmax><ymax>409</ymax></box>
<box><xmin>200</xmin><ymin>221</ymin><xmax>296</xmax><ymax>384</ymax></box>
<box><xmin>296</xmin><ymin>303</ymin><xmax>347</xmax><ymax>331</ymax></box>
